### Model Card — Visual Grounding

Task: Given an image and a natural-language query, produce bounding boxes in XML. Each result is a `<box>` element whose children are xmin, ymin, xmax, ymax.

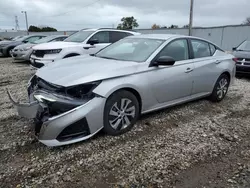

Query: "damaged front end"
<box><xmin>8</xmin><ymin>75</ymin><xmax>105</xmax><ymax>146</ymax></box>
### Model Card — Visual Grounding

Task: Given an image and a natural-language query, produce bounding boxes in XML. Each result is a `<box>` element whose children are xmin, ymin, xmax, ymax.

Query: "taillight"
<box><xmin>232</xmin><ymin>58</ymin><xmax>238</xmax><ymax>63</ymax></box>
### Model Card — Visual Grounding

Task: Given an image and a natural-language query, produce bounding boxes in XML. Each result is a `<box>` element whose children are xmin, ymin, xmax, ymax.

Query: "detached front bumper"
<box><xmin>7</xmin><ymin>89</ymin><xmax>106</xmax><ymax>147</ymax></box>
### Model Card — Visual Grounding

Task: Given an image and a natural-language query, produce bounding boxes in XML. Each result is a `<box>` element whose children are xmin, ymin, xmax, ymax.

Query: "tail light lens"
<box><xmin>232</xmin><ymin>58</ymin><xmax>238</xmax><ymax>63</ymax></box>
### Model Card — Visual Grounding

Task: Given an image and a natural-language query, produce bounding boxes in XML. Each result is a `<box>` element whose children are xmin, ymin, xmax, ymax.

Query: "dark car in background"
<box><xmin>0</xmin><ymin>35</ymin><xmax>46</xmax><ymax>57</ymax></box>
<box><xmin>232</xmin><ymin>40</ymin><xmax>250</xmax><ymax>76</ymax></box>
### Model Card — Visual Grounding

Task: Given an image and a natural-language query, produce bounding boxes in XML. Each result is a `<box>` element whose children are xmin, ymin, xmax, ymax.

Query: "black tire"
<box><xmin>210</xmin><ymin>74</ymin><xmax>230</xmax><ymax>102</ymax></box>
<box><xmin>7</xmin><ymin>47</ymin><xmax>14</xmax><ymax>57</ymax></box>
<box><xmin>103</xmin><ymin>90</ymin><xmax>140</xmax><ymax>136</ymax></box>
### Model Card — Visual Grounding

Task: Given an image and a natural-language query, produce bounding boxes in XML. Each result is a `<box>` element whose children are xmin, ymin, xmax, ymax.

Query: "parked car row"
<box><xmin>6</xmin><ymin>29</ymin><xmax>238</xmax><ymax>147</ymax></box>
<box><xmin>11</xmin><ymin>35</ymin><xmax>68</xmax><ymax>61</ymax></box>
<box><xmin>0</xmin><ymin>34</ymin><xmax>46</xmax><ymax>56</ymax></box>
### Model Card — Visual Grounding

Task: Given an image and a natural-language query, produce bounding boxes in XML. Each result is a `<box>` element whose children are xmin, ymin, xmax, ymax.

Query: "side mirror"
<box><xmin>87</xmin><ymin>39</ymin><xmax>99</xmax><ymax>45</ymax></box>
<box><xmin>232</xmin><ymin>47</ymin><xmax>236</xmax><ymax>51</ymax></box>
<box><xmin>152</xmin><ymin>56</ymin><xmax>175</xmax><ymax>66</ymax></box>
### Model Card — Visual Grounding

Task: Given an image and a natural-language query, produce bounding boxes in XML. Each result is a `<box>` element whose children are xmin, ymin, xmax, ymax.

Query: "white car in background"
<box><xmin>30</xmin><ymin>28</ymin><xmax>140</xmax><ymax>68</ymax></box>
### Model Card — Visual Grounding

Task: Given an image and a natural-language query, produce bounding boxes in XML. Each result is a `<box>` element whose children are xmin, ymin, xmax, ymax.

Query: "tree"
<box><xmin>28</xmin><ymin>25</ymin><xmax>57</xmax><ymax>32</ymax></box>
<box><xmin>117</xmin><ymin>16</ymin><xmax>139</xmax><ymax>30</ymax></box>
<box><xmin>28</xmin><ymin>25</ymin><xmax>40</xmax><ymax>32</ymax></box>
<box><xmin>243</xmin><ymin>17</ymin><xmax>250</xmax><ymax>25</ymax></box>
<box><xmin>40</xmin><ymin>26</ymin><xmax>57</xmax><ymax>32</ymax></box>
<box><xmin>182</xmin><ymin>24</ymin><xmax>189</xmax><ymax>28</ymax></box>
<box><xmin>151</xmin><ymin>24</ymin><xmax>161</xmax><ymax>29</ymax></box>
<box><xmin>169</xmin><ymin>25</ymin><xmax>178</xmax><ymax>29</ymax></box>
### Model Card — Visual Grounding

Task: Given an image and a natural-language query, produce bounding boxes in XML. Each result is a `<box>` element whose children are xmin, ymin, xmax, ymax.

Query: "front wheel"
<box><xmin>103</xmin><ymin>90</ymin><xmax>140</xmax><ymax>136</ymax></box>
<box><xmin>210</xmin><ymin>74</ymin><xmax>230</xmax><ymax>102</ymax></box>
<box><xmin>7</xmin><ymin>47</ymin><xmax>14</xmax><ymax>57</ymax></box>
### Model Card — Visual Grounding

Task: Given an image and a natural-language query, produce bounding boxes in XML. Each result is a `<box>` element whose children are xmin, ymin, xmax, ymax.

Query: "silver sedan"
<box><xmin>11</xmin><ymin>35</ymin><xmax>68</xmax><ymax>61</ymax></box>
<box><xmin>8</xmin><ymin>34</ymin><xmax>236</xmax><ymax>147</ymax></box>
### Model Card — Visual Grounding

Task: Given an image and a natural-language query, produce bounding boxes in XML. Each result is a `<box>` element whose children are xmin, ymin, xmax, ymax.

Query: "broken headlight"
<box><xmin>65</xmin><ymin>81</ymin><xmax>101</xmax><ymax>100</ymax></box>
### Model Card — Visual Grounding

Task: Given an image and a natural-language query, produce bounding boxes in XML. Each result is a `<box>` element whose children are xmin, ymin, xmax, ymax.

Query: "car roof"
<box><xmin>127</xmin><ymin>34</ymin><xmax>224</xmax><ymax>50</ymax></box>
<box><xmin>51</xmin><ymin>35</ymin><xmax>68</xmax><ymax>37</ymax></box>
<box><xmin>80</xmin><ymin>28</ymin><xmax>139</xmax><ymax>34</ymax></box>
<box><xmin>128</xmin><ymin>34</ymin><xmax>186</xmax><ymax>40</ymax></box>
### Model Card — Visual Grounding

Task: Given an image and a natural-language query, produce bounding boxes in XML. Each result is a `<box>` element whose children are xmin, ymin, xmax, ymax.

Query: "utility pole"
<box><xmin>21</xmin><ymin>11</ymin><xmax>29</xmax><ymax>35</ymax></box>
<box><xmin>15</xmin><ymin>15</ymin><xmax>20</xmax><ymax>31</ymax></box>
<box><xmin>188</xmin><ymin>0</ymin><xmax>194</xmax><ymax>36</ymax></box>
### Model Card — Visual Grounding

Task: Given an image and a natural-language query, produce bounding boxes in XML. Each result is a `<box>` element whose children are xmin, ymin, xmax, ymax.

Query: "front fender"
<box><xmin>93</xmin><ymin>74</ymin><xmax>154</xmax><ymax>112</ymax></box>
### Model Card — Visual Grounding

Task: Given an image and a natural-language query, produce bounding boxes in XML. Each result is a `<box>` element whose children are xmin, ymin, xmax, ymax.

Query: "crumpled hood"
<box><xmin>32</xmin><ymin>41</ymin><xmax>91</xmax><ymax>50</ymax></box>
<box><xmin>233</xmin><ymin>51</ymin><xmax>250</xmax><ymax>59</ymax></box>
<box><xmin>36</xmin><ymin>55</ymin><xmax>140</xmax><ymax>87</ymax></box>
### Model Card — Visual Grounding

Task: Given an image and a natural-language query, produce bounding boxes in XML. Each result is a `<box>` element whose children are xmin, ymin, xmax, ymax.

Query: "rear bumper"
<box><xmin>7</xmin><ymin>89</ymin><xmax>106</xmax><ymax>147</ymax></box>
<box><xmin>236</xmin><ymin>65</ymin><xmax>250</xmax><ymax>74</ymax></box>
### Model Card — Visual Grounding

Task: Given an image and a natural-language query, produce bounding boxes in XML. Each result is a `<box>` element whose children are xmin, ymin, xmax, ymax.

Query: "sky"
<box><xmin>0</xmin><ymin>0</ymin><xmax>249</xmax><ymax>31</ymax></box>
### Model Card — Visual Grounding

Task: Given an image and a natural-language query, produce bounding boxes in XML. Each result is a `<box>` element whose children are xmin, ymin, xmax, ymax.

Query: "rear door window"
<box><xmin>158</xmin><ymin>39</ymin><xmax>189</xmax><ymax>61</ymax></box>
<box><xmin>110</xmin><ymin>31</ymin><xmax>133</xmax><ymax>43</ymax></box>
<box><xmin>209</xmin><ymin>44</ymin><xmax>216</xmax><ymax>55</ymax></box>
<box><xmin>191</xmin><ymin>39</ymin><xmax>211</xmax><ymax>58</ymax></box>
<box><xmin>88</xmin><ymin>31</ymin><xmax>110</xmax><ymax>43</ymax></box>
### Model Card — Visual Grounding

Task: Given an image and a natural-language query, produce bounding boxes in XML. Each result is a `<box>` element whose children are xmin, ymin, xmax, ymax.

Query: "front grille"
<box><xmin>33</xmin><ymin>50</ymin><xmax>45</xmax><ymax>58</ymax></box>
<box><xmin>57</xmin><ymin>118</ymin><xmax>90</xmax><ymax>141</ymax></box>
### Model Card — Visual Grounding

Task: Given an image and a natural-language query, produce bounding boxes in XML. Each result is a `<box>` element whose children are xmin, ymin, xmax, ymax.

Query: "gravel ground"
<box><xmin>1</xmin><ymin>57</ymin><xmax>250</xmax><ymax>188</ymax></box>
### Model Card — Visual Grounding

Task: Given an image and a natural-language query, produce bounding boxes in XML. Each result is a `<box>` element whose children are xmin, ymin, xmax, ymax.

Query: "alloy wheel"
<box><xmin>216</xmin><ymin>77</ymin><xmax>228</xmax><ymax>99</ymax></box>
<box><xmin>108</xmin><ymin>98</ymin><xmax>136</xmax><ymax>130</ymax></box>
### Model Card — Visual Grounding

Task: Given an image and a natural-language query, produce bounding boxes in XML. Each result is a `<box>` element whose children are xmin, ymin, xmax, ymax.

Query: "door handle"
<box><xmin>215</xmin><ymin>60</ymin><xmax>221</xmax><ymax>64</ymax></box>
<box><xmin>185</xmin><ymin>67</ymin><xmax>193</xmax><ymax>73</ymax></box>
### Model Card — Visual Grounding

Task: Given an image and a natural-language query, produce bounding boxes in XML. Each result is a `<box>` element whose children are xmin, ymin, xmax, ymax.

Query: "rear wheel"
<box><xmin>210</xmin><ymin>74</ymin><xmax>230</xmax><ymax>102</ymax></box>
<box><xmin>103</xmin><ymin>90</ymin><xmax>140</xmax><ymax>136</ymax></box>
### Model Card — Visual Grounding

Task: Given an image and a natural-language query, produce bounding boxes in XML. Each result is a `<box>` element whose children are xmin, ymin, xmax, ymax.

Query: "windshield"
<box><xmin>11</xmin><ymin>36</ymin><xmax>22</xmax><ymax>41</ymax></box>
<box><xmin>64</xmin><ymin>30</ymin><xmax>94</xmax><ymax>42</ymax></box>
<box><xmin>95</xmin><ymin>38</ymin><xmax>164</xmax><ymax>62</ymax></box>
<box><xmin>32</xmin><ymin>36</ymin><xmax>59</xmax><ymax>44</ymax></box>
<box><xmin>237</xmin><ymin>41</ymin><xmax>250</xmax><ymax>51</ymax></box>
<box><xmin>16</xmin><ymin>36</ymin><xmax>28</xmax><ymax>41</ymax></box>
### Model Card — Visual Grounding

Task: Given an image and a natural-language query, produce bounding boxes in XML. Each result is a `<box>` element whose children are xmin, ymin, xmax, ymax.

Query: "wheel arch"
<box><xmin>211</xmin><ymin>71</ymin><xmax>231</xmax><ymax>91</ymax></box>
<box><xmin>95</xmin><ymin>83</ymin><xmax>143</xmax><ymax>114</ymax></box>
<box><xmin>112</xmin><ymin>87</ymin><xmax>142</xmax><ymax>114</ymax></box>
<box><xmin>221</xmin><ymin>71</ymin><xmax>231</xmax><ymax>83</ymax></box>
